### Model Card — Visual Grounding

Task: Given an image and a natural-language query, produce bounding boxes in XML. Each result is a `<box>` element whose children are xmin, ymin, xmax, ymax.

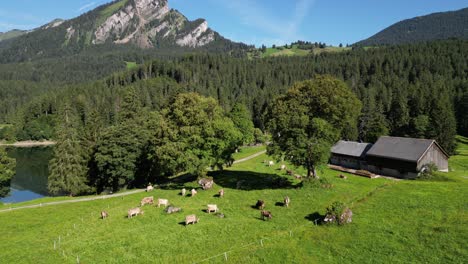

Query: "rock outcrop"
<box><xmin>93</xmin><ymin>0</ymin><xmax>215</xmax><ymax>48</ymax></box>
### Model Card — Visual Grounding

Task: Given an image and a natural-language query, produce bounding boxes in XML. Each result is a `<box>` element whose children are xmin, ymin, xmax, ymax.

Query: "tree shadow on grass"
<box><xmin>275</xmin><ymin>202</ymin><xmax>285</xmax><ymax>207</ymax></box>
<box><xmin>208</xmin><ymin>170</ymin><xmax>299</xmax><ymax>190</ymax></box>
<box><xmin>305</xmin><ymin>212</ymin><xmax>325</xmax><ymax>225</ymax></box>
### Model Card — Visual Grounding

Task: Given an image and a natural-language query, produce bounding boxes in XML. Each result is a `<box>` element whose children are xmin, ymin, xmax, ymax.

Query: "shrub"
<box><xmin>324</xmin><ymin>201</ymin><xmax>352</xmax><ymax>225</ymax></box>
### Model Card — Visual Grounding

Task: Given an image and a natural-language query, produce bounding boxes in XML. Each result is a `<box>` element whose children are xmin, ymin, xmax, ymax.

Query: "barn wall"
<box><xmin>417</xmin><ymin>144</ymin><xmax>449</xmax><ymax>171</ymax></box>
<box><xmin>330</xmin><ymin>154</ymin><xmax>361</xmax><ymax>169</ymax></box>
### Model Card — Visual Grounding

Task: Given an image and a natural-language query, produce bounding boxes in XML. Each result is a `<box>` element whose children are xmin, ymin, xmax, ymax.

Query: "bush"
<box><xmin>418</xmin><ymin>163</ymin><xmax>438</xmax><ymax>180</ymax></box>
<box><xmin>324</xmin><ymin>201</ymin><xmax>352</xmax><ymax>225</ymax></box>
<box><xmin>304</xmin><ymin>177</ymin><xmax>333</xmax><ymax>189</ymax></box>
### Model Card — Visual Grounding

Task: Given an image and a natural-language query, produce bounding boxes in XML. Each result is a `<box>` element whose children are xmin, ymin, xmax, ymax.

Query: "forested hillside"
<box><xmin>1</xmin><ymin>40</ymin><xmax>466</xmax><ymax>155</ymax></box>
<box><xmin>0</xmin><ymin>0</ymin><xmax>249</xmax><ymax>64</ymax></box>
<box><xmin>356</xmin><ymin>7</ymin><xmax>468</xmax><ymax>46</ymax></box>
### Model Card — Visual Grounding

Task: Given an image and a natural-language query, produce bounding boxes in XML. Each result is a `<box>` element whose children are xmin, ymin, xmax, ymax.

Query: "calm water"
<box><xmin>0</xmin><ymin>147</ymin><xmax>52</xmax><ymax>204</ymax></box>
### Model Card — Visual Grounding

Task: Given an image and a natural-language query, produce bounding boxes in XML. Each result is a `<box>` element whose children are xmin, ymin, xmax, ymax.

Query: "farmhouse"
<box><xmin>330</xmin><ymin>136</ymin><xmax>449</xmax><ymax>178</ymax></box>
<box><xmin>330</xmin><ymin>141</ymin><xmax>373</xmax><ymax>169</ymax></box>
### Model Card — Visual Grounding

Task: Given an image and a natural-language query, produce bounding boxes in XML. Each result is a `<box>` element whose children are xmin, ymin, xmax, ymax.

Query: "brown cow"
<box><xmin>219</xmin><ymin>189</ymin><xmax>224</xmax><ymax>198</ymax></box>
<box><xmin>286</xmin><ymin>170</ymin><xmax>294</xmax><ymax>176</ymax></box>
<box><xmin>261</xmin><ymin>210</ymin><xmax>272</xmax><ymax>221</ymax></box>
<box><xmin>140</xmin><ymin>196</ymin><xmax>154</xmax><ymax>207</ymax></box>
<box><xmin>128</xmin><ymin>208</ymin><xmax>144</xmax><ymax>218</ymax></box>
<box><xmin>284</xmin><ymin>196</ymin><xmax>290</xmax><ymax>207</ymax></box>
<box><xmin>256</xmin><ymin>200</ymin><xmax>265</xmax><ymax>210</ymax></box>
<box><xmin>101</xmin><ymin>211</ymin><xmax>109</xmax><ymax>219</ymax></box>
<box><xmin>185</xmin><ymin>214</ymin><xmax>199</xmax><ymax>225</ymax></box>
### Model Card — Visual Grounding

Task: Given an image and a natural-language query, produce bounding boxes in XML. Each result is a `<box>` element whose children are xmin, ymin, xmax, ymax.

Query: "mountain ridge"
<box><xmin>0</xmin><ymin>0</ymin><xmax>248</xmax><ymax>63</ymax></box>
<box><xmin>355</xmin><ymin>7</ymin><xmax>468</xmax><ymax>46</ymax></box>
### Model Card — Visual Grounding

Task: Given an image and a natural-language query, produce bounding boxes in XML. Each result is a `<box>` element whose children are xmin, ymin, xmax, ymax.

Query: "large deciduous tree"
<box><xmin>229</xmin><ymin>103</ymin><xmax>255</xmax><ymax>145</ymax></box>
<box><xmin>48</xmin><ymin>103</ymin><xmax>89</xmax><ymax>196</ymax></box>
<box><xmin>94</xmin><ymin>88</ymin><xmax>149</xmax><ymax>191</ymax></box>
<box><xmin>148</xmin><ymin>93</ymin><xmax>242</xmax><ymax>178</ymax></box>
<box><xmin>267</xmin><ymin>76</ymin><xmax>362</xmax><ymax>178</ymax></box>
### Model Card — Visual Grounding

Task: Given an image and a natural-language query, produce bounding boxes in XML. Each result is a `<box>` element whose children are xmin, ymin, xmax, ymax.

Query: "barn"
<box><xmin>365</xmin><ymin>136</ymin><xmax>449</xmax><ymax>178</ymax></box>
<box><xmin>329</xmin><ymin>136</ymin><xmax>449</xmax><ymax>179</ymax></box>
<box><xmin>330</xmin><ymin>140</ymin><xmax>373</xmax><ymax>170</ymax></box>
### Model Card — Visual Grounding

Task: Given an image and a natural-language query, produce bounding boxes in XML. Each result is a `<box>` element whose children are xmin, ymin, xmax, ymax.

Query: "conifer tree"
<box><xmin>0</xmin><ymin>147</ymin><xmax>15</xmax><ymax>198</ymax></box>
<box><xmin>48</xmin><ymin>103</ymin><xmax>88</xmax><ymax>196</ymax></box>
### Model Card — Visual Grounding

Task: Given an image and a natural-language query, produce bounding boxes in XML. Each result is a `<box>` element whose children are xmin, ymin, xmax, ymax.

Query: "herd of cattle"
<box><xmin>100</xmin><ymin>184</ymin><xmax>291</xmax><ymax>226</ymax></box>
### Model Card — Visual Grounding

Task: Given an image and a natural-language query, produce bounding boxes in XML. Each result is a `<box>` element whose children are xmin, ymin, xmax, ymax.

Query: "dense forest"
<box><xmin>356</xmin><ymin>7</ymin><xmax>468</xmax><ymax>46</ymax></box>
<box><xmin>1</xmin><ymin>40</ymin><xmax>465</xmax><ymax>153</ymax></box>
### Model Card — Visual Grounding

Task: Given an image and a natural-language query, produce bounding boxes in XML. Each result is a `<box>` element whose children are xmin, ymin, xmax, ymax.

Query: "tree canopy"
<box><xmin>267</xmin><ymin>76</ymin><xmax>362</xmax><ymax>178</ymax></box>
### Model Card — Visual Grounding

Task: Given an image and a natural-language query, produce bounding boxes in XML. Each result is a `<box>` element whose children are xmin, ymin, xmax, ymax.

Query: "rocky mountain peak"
<box><xmin>92</xmin><ymin>0</ymin><xmax>214</xmax><ymax>48</ymax></box>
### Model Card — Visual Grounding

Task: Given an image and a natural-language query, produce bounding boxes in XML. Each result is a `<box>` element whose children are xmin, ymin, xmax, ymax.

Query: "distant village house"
<box><xmin>330</xmin><ymin>136</ymin><xmax>449</xmax><ymax>178</ymax></box>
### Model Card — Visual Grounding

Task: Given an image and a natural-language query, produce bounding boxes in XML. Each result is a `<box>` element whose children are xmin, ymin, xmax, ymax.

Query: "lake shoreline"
<box><xmin>0</xmin><ymin>140</ymin><xmax>56</xmax><ymax>147</ymax></box>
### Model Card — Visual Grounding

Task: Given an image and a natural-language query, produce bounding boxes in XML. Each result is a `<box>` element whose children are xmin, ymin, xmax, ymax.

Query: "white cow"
<box><xmin>181</xmin><ymin>188</ymin><xmax>187</xmax><ymax>196</ymax></box>
<box><xmin>207</xmin><ymin>204</ymin><xmax>219</xmax><ymax>214</ymax></box>
<box><xmin>128</xmin><ymin>208</ymin><xmax>144</xmax><ymax>218</ymax></box>
<box><xmin>157</xmin><ymin>198</ymin><xmax>169</xmax><ymax>208</ymax></box>
<box><xmin>146</xmin><ymin>185</ymin><xmax>154</xmax><ymax>192</ymax></box>
<box><xmin>191</xmin><ymin>189</ymin><xmax>198</xmax><ymax>197</ymax></box>
<box><xmin>268</xmin><ymin>161</ymin><xmax>274</xmax><ymax>167</ymax></box>
<box><xmin>280</xmin><ymin>164</ymin><xmax>286</xmax><ymax>170</ymax></box>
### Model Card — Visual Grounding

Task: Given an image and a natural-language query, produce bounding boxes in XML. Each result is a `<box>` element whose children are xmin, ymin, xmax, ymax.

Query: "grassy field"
<box><xmin>249</xmin><ymin>45</ymin><xmax>351</xmax><ymax>59</ymax></box>
<box><xmin>0</xmin><ymin>139</ymin><xmax>467</xmax><ymax>263</ymax></box>
<box><xmin>125</xmin><ymin>61</ymin><xmax>138</xmax><ymax>70</ymax></box>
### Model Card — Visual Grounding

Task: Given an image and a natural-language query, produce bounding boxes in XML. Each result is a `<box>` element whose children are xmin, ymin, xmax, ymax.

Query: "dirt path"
<box><xmin>0</xmin><ymin>150</ymin><xmax>268</xmax><ymax>213</ymax></box>
<box><xmin>233</xmin><ymin>150</ymin><xmax>267</xmax><ymax>164</ymax></box>
<box><xmin>0</xmin><ymin>189</ymin><xmax>146</xmax><ymax>213</ymax></box>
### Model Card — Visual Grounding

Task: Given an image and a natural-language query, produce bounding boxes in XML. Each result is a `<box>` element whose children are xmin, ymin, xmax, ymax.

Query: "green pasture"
<box><xmin>0</xmin><ymin>139</ymin><xmax>467</xmax><ymax>263</ymax></box>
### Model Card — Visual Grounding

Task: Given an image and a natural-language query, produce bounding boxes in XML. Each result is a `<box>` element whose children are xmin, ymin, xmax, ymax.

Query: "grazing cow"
<box><xmin>219</xmin><ymin>189</ymin><xmax>224</xmax><ymax>198</ymax></box>
<box><xmin>140</xmin><ymin>196</ymin><xmax>154</xmax><ymax>207</ymax></box>
<box><xmin>166</xmin><ymin>206</ymin><xmax>182</xmax><ymax>214</ymax></box>
<box><xmin>294</xmin><ymin>174</ymin><xmax>302</xmax><ymax>180</ymax></box>
<box><xmin>146</xmin><ymin>185</ymin><xmax>154</xmax><ymax>192</ymax></box>
<box><xmin>268</xmin><ymin>161</ymin><xmax>274</xmax><ymax>167</ymax></box>
<box><xmin>185</xmin><ymin>214</ymin><xmax>199</xmax><ymax>225</ymax></box>
<box><xmin>157</xmin><ymin>198</ymin><xmax>169</xmax><ymax>208</ymax></box>
<box><xmin>191</xmin><ymin>189</ymin><xmax>197</xmax><ymax>197</ymax></box>
<box><xmin>339</xmin><ymin>174</ymin><xmax>348</xmax><ymax>180</ymax></box>
<box><xmin>280</xmin><ymin>164</ymin><xmax>286</xmax><ymax>170</ymax></box>
<box><xmin>128</xmin><ymin>207</ymin><xmax>144</xmax><ymax>218</ymax></box>
<box><xmin>286</xmin><ymin>170</ymin><xmax>294</xmax><ymax>176</ymax></box>
<box><xmin>256</xmin><ymin>200</ymin><xmax>265</xmax><ymax>210</ymax></box>
<box><xmin>181</xmin><ymin>188</ymin><xmax>187</xmax><ymax>196</ymax></box>
<box><xmin>101</xmin><ymin>211</ymin><xmax>109</xmax><ymax>219</ymax></box>
<box><xmin>198</xmin><ymin>178</ymin><xmax>214</xmax><ymax>190</ymax></box>
<box><xmin>284</xmin><ymin>196</ymin><xmax>290</xmax><ymax>207</ymax></box>
<box><xmin>207</xmin><ymin>204</ymin><xmax>219</xmax><ymax>214</ymax></box>
<box><xmin>261</xmin><ymin>210</ymin><xmax>272</xmax><ymax>221</ymax></box>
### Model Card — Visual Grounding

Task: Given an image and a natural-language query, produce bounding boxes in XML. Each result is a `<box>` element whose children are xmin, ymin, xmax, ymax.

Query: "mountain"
<box><xmin>355</xmin><ymin>7</ymin><xmax>468</xmax><ymax>46</ymax></box>
<box><xmin>0</xmin><ymin>0</ymin><xmax>247</xmax><ymax>63</ymax></box>
<box><xmin>0</xmin><ymin>29</ymin><xmax>28</xmax><ymax>42</ymax></box>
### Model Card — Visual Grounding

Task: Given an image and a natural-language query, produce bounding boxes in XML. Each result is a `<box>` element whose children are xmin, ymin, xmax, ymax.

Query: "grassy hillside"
<box><xmin>0</xmin><ymin>139</ymin><xmax>467</xmax><ymax>263</ymax></box>
<box><xmin>249</xmin><ymin>45</ymin><xmax>351</xmax><ymax>59</ymax></box>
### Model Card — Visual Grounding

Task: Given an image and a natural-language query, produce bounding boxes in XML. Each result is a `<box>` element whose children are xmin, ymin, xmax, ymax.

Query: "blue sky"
<box><xmin>1</xmin><ymin>0</ymin><xmax>467</xmax><ymax>46</ymax></box>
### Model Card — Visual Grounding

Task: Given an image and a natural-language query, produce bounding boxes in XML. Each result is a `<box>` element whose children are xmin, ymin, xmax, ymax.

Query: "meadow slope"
<box><xmin>0</xmin><ymin>139</ymin><xmax>467</xmax><ymax>263</ymax></box>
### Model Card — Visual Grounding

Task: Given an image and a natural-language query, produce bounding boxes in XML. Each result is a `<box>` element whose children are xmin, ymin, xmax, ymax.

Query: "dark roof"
<box><xmin>365</xmin><ymin>136</ymin><xmax>444</xmax><ymax>162</ymax></box>
<box><xmin>331</xmin><ymin>140</ymin><xmax>373</xmax><ymax>158</ymax></box>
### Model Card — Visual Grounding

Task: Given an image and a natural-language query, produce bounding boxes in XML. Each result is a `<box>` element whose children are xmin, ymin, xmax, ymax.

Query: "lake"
<box><xmin>0</xmin><ymin>147</ymin><xmax>52</xmax><ymax>204</ymax></box>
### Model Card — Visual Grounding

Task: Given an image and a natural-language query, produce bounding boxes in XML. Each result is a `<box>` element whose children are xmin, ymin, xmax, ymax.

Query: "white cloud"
<box><xmin>215</xmin><ymin>0</ymin><xmax>315</xmax><ymax>45</ymax></box>
<box><xmin>78</xmin><ymin>2</ymin><xmax>97</xmax><ymax>12</ymax></box>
